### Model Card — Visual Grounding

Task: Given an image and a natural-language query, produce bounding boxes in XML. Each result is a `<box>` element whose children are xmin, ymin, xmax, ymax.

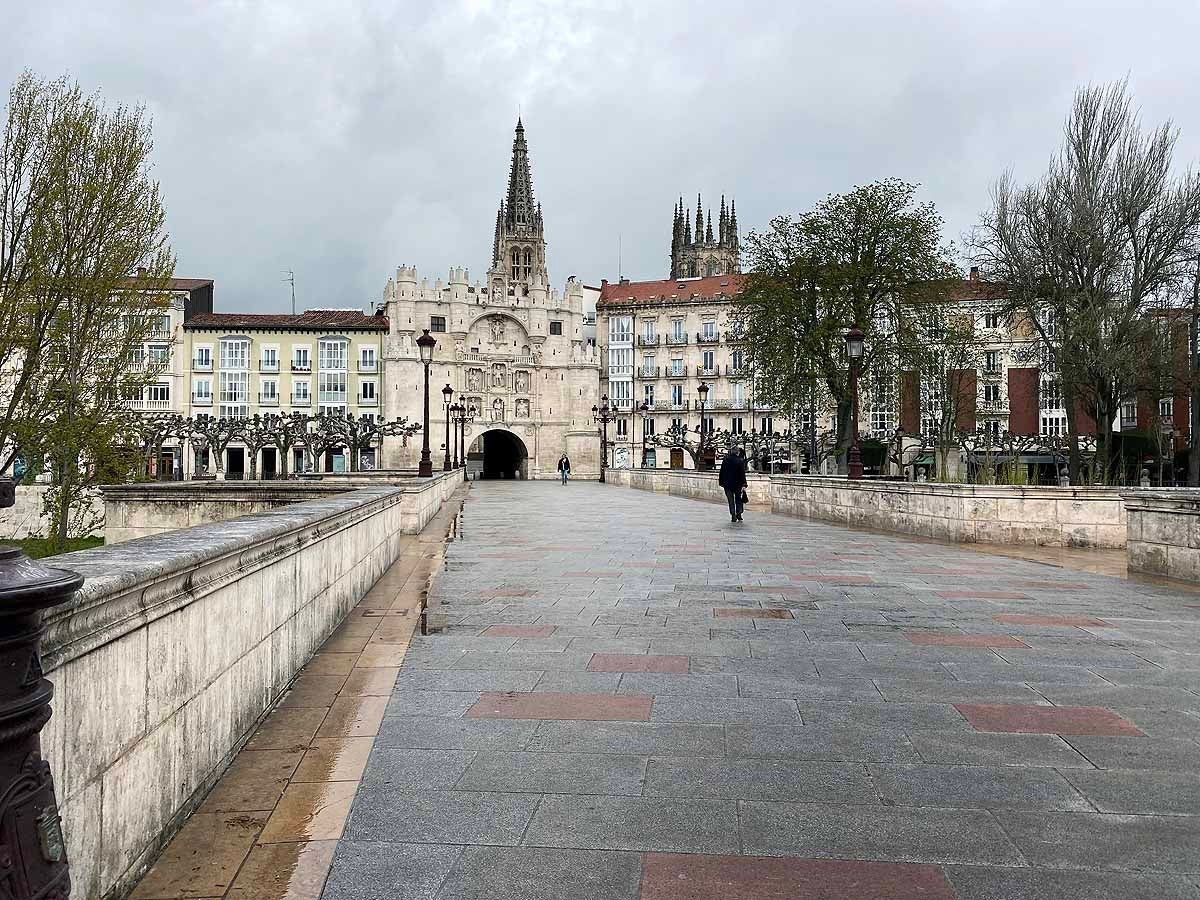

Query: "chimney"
<box><xmin>968</xmin><ymin>266</ymin><xmax>980</xmax><ymax>281</ymax></box>
<box><xmin>136</xmin><ymin>266</ymin><xmax>148</xmax><ymax>279</ymax></box>
<box><xmin>620</xmin><ymin>277</ymin><xmax>630</xmax><ymax>285</ymax></box>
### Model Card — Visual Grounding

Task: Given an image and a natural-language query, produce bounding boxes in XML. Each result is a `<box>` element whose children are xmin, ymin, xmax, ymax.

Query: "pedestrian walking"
<box><xmin>718</xmin><ymin>448</ymin><xmax>748</xmax><ymax>522</ymax></box>
<box><xmin>557</xmin><ymin>453</ymin><xmax>571</xmax><ymax>485</ymax></box>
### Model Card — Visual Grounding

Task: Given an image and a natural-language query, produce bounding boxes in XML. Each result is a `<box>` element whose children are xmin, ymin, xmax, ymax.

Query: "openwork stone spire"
<box><xmin>504</xmin><ymin>118</ymin><xmax>537</xmax><ymax>232</ymax></box>
<box><xmin>491</xmin><ymin>119</ymin><xmax>547</xmax><ymax>284</ymax></box>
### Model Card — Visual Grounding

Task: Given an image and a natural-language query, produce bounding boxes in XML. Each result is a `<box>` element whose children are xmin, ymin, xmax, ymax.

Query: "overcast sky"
<box><xmin>5</xmin><ymin>0</ymin><xmax>1200</xmax><ymax>313</ymax></box>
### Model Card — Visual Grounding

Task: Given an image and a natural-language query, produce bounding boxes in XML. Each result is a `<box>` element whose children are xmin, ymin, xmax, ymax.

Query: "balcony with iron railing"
<box><xmin>637</xmin><ymin>335</ymin><xmax>660</xmax><ymax>347</ymax></box>
<box><xmin>291</xmin><ymin>394</ymin><xmax>311</xmax><ymax>406</ymax></box>
<box><xmin>191</xmin><ymin>394</ymin><xmax>212</xmax><ymax>406</ymax></box>
<box><xmin>358</xmin><ymin>360</ymin><xmax>378</xmax><ymax>373</ymax></box>
<box><xmin>665</xmin><ymin>334</ymin><xmax>688</xmax><ymax>346</ymax></box>
<box><xmin>726</xmin><ymin>364</ymin><xmax>746</xmax><ymax>376</ymax></box>
<box><xmin>259</xmin><ymin>392</ymin><xmax>280</xmax><ymax>406</ymax></box>
<box><xmin>192</xmin><ymin>358</ymin><xmax>212</xmax><ymax>372</ymax></box>
<box><xmin>291</xmin><ymin>360</ymin><xmax>312</xmax><ymax>373</ymax></box>
<box><xmin>696</xmin><ymin>331</ymin><xmax>720</xmax><ymax>344</ymax></box>
<box><xmin>650</xmin><ymin>400</ymin><xmax>689</xmax><ymax>411</ymax></box>
<box><xmin>979</xmin><ymin>398</ymin><xmax>1009</xmax><ymax>414</ymax></box>
<box><xmin>259</xmin><ymin>360</ymin><xmax>280</xmax><ymax>373</ymax></box>
<box><xmin>358</xmin><ymin>394</ymin><xmax>378</xmax><ymax>407</ymax></box>
<box><xmin>980</xmin><ymin>367</ymin><xmax>1004</xmax><ymax>381</ymax></box>
<box><xmin>696</xmin><ymin>365</ymin><xmax>719</xmax><ymax>377</ymax></box>
<box><xmin>638</xmin><ymin>366</ymin><xmax>661</xmax><ymax>378</ymax></box>
<box><xmin>666</xmin><ymin>367</ymin><xmax>688</xmax><ymax>379</ymax></box>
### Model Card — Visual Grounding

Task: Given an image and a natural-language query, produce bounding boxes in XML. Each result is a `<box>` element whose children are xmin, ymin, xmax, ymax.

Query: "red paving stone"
<box><xmin>906</xmin><ymin>633</ymin><xmax>1029</xmax><ymax>648</ymax></box>
<box><xmin>588</xmin><ymin>653</ymin><xmax>690</xmax><ymax>674</ymax></box>
<box><xmin>561</xmin><ymin>571</ymin><xmax>624</xmax><ymax>578</ymax></box>
<box><xmin>934</xmin><ymin>590</ymin><xmax>1031</xmax><ymax>600</ymax></box>
<box><xmin>906</xmin><ymin>567</ymin><xmax>997</xmax><ymax>575</ymax></box>
<box><xmin>466</xmin><ymin>691</ymin><xmax>653</xmax><ymax>722</ymax></box>
<box><xmin>480</xmin><ymin>624</ymin><xmax>557</xmax><ymax>639</ymax></box>
<box><xmin>955</xmin><ymin>704</ymin><xmax>1146</xmax><ymax>736</ymax></box>
<box><xmin>714</xmin><ymin>608</ymin><xmax>794</xmax><ymax>620</ymax></box>
<box><xmin>993</xmin><ymin>613</ymin><xmax>1109</xmax><ymax>627</ymax></box>
<box><xmin>639</xmin><ymin>853</ymin><xmax>956</xmax><ymax>900</ymax></box>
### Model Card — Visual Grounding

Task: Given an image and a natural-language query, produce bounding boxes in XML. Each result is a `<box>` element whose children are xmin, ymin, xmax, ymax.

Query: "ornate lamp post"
<box><xmin>696</xmin><ymin>381</ymin><xmax>710</xmax><ymax>470</ymax></box>
<box><xmin>0</xmin><ymin>478</ymin><xmax>80</xmax><ymax>896</ymax></box>
<box><xmin>462</xmin><ymin>404</ymin><xmax>476</xmax><ymax>472</ymax></box>
<box><xmin>449</xmin><ymin>403</ymin><xmax>462</xmax><ymax>467</ymax></box>
<box><xmin>638</xmin><ymin>400</ymin><xmax>650</xmax><ymax>467</ymax></box>
<box><xmin>416</xmin><ymin>329</ymin><xmax>436</xmax><ymax>477</ymax></box>
<box><xmin>441</xmin><ymin>384</ymin><xmax>454</xmax><ymax>472</ymax></box>
<box><xmin>845</xmin><ymin>325</ymin><xmax>865</xmax><ymax>480</ymax></box>
<box><xmin>592</xmin><ymin>395</ymin><xmax>615</xmax><ymax>483</ymax></box>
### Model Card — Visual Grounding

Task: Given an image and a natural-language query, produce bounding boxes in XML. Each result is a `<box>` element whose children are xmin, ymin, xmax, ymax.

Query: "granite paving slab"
<box><xmin>319</xmin><ymin>481</ymin><xmax>1200</xmax><ymax>899</ymax></box>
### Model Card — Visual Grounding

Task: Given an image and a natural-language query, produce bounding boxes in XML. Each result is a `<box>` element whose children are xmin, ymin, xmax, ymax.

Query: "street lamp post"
<box><xmin>696</xmin><ymin>382</ymin><xmax>710</xmax><ymax>470</ymax></box>
<box><xmin>441</xmin><ymin>384</ymin><xmax>454</xmax><ymax>472</ymax></box>
<box><xmin>592</xmin><ymin>395</ymin><xmax>615</xmax><ymax>483</ymax></box>
<box><xmin>0</xmin><ymin>478</ymin><xmax>79</xmax><ymax>896</ymax></box>
<box><xmin>448</xmin><ymin>403</ymin><xmax>461</xmax><ymax>468</ymax></box>
<box><xmin>462</xmin><ymin>404</ymin><xmax>476</xmax><ymax>472</ymax></box>
<box><xmin>638</xmin><ymin>401</ymin><xmax>650</xmax><ymax>467</ymax></box>
<box><xmin>416</xmin><ymin>329</ymin><xmax>436</xmax><ymax>478</ymax></box>
<box><xmin>845</xmin><ymin>326</ymin><xmax>865</xmax><ymax>480</ymax></box>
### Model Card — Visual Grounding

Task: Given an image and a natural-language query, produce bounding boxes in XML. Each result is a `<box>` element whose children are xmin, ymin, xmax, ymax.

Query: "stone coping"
<box><xmin>44</xmin><ymin>475</ymin><xmax>457</xmax><ymax>672</ymax></box>
<box><xmin>772</xmin><ymin>475</ymin><xmax>1151</xmax><ymax>498</ymax></box>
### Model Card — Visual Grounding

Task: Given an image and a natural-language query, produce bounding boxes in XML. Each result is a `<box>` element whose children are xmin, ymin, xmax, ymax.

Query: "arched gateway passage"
<box><xmin>468</xmin><ymin>429</ymin><xmax>529</xmax><ymax>480</ymax></box>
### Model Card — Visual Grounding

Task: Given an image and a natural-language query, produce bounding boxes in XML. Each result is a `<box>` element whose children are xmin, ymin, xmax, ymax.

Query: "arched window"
<box><xmin>510</xmin><ymin>248</ymin><xmax>520</xmax><ymax>279</ymax></box>
<box><xmin>705</xmin><ymin>259</ymin><xmax>716</xmax><ymax>276</ymax></box>
<box><xmin>523</xmin><ymin>248</ymin><xmax>532</xmax><ymax>277</ymax></box>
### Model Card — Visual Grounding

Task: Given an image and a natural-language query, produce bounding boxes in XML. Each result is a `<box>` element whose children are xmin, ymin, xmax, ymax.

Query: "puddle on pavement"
<box><xmin>421</xmin><ymin>494</ymin><xmax>467</xmax><ymax>636</ymax></box>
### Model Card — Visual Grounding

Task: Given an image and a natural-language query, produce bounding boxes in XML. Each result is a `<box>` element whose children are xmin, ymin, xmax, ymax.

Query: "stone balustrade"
<box><xmin>40</xmin><ymin>471</ymin><xmax>459</xmax><ymax>899</ymax></box>
<box><xmin>602</xmin><ymin>468</ymin><xmax>770</xmax><ymax>507</ymax></box>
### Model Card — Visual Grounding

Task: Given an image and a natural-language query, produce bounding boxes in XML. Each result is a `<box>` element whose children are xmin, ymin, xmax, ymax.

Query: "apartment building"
<box><xmin>181</xmin><ymin>310</ymin><xmax>387</xmax><ymax>477</ymax></box>
<box><xmin>596</xmin><ymin>273</ymin><xmax>787</xmax><ymax>469</ymax></box>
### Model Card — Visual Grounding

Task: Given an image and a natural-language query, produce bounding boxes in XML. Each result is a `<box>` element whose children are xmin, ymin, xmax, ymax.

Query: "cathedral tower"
<box><xmin>669</xmin><ymin>192</ymin><xmax>740</xmax><ymax>279</ymax></box>
<box><xmin>489</xmin><ymin>119</ymin><xmax>548</xmax><ymax>296</ymax></box>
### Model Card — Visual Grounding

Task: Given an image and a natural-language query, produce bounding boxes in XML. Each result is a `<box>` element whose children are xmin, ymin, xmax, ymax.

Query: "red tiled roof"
<box><xmin>185</xmin><ymin>309</ymin><xmax>388</xmax><ymax>330</ymax></box>
<box><xmin>119</xmin><ymin>276</ymin><xmax>214</xmax><ymax>292</ymax></box>
<box><xmin>597</xmin><ymin>273</ymin><xmax>746</xmax><ymax>307</ymax></box>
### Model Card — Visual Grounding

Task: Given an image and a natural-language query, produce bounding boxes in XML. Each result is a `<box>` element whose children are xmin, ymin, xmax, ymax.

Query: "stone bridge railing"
<box><xmin>40</xmin><ymin>471</ymin><xmax>459</xmax><ymax>899</ymax></box>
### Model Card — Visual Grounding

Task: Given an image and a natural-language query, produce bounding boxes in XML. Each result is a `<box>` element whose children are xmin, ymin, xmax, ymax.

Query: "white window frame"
<box><xmin>220</xmin><ymin>337</ymin><xmax>250</xmax><ymax>370</ymax></box>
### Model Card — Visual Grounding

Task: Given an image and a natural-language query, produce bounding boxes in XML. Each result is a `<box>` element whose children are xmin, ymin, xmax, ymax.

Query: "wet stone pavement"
<box><xmin>320</xmin><ymin>480</ymin><xmax>1200</xmax><ymax>900</ymax></box>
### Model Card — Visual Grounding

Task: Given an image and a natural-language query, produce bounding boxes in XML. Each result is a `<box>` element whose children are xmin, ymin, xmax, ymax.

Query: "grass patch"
<box><xmin>7</xmin><ymin>536</ymin><xmax>104</xmax><ymax>559</ymax></box>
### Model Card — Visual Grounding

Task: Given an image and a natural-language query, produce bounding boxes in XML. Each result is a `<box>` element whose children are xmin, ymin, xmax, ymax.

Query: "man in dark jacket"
<box><xmin>718</xmin><ymin>448</ymin><xmax>748</xmax><ymax>522</ymax></box>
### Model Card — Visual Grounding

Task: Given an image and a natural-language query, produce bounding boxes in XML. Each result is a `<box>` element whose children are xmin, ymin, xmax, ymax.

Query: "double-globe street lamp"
<box><xmin>845</xmin><ymin>325</ymin><xmax>865</xmax><ymax>480</ymax></box>
<box><xmin>696</xmin><ymin>382</ymin><xmax>710</xmax><ymax>470</ymax></box>
<box><xmin>416</xmin><ymin>329</ymin><xmax>436</xmax><ymax>477</ymax></box>
<box><xmin>441</xmin><ymin>384</ymin><xmax>454</xmax><ymax>472</ymax></box>
<box><xmin>451</xmin><ymin>403</ymin><xmax>476</xmax><ymax>472</ymax></box>
<box><xmin>592</xmin><ymin>395</ymin><xmax>616</xmax><ymax>483</ymax></box>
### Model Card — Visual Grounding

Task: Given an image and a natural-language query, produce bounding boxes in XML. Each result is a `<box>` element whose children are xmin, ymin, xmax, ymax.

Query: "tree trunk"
<box><xmin>1063</xmin><ymin>383</ymin><xmax>1082</xmax><ymax>484</ymax></box>
<box><xmin>279</xmin><ymin>445</ymin><xmax>290</xmax><ymax>478</ymax></box>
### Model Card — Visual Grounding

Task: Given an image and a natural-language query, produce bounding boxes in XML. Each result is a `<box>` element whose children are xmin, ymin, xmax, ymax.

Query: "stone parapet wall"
<box><xmin>1124</xmin><ymin>492</ymin><xmax>1200</xmax><ymax>580</ymax></box>
<box><xmin>41</xmin><ymin>472</ymin><xmax>459</xmax><ymax>899</ymax></box>
<box><xmin>770</xmin><ymin>477</ymin><xmax>1131</xmax><ymax>548</ymax></box>
<box><xmin>603</xmin><ymin>469</ymin><xmax>769</xmax><ymax>506</ymax></box>
<box><xmin>103</xmin><ymin>472</ymin><xmax>464</xmax><ymax>543</ymax></box>
<box><xmin>0</xmin><ymin>484</ymin><xmax>104</xmax><ymax>540</ymax></box>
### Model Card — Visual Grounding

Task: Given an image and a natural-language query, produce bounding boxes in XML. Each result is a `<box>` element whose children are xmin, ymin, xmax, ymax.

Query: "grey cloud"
<box><xmin>5</xmin><ymin>0</ymin><xmax>1199</xmax><ymax>311</ymax></box>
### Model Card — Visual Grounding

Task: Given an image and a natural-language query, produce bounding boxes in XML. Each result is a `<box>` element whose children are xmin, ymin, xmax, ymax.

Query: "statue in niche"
<box><xmin>454</xmin><ymin>339</ymin><xmax>465</xmax><ymax>360</ymax></box>
<box><xmin>514</xmin><ymin>370</ymin><xmax>530</xmax><ymax>393</ymax></box>
<box><xmin>492</xmin><ymin>398</ymin><xmax>504</xmax><ymax>422</ymax></box>
<box><xmin>532</xmin><ymin>346</ymin><xmax>543</xmax><ymax>366</ymax></box>
<box><xmin>492</xmin><ymin>363</ymin><xmax>506</xmax><ymax>388</ymax></box>
<box><xmin>466</xmin><ymin>368</ymin><xmax>482</xmax><ymax>392</ymax></box>
<box><xmin>491</xmin><ymin>283</ymin><xmax>503</xmax><ymax>303</ymax></box>
<box><xmin>515</xmin><ymin>398</ymin><xmax>530</xmax><ymax>419</ymax></box>
<box><xmin>489</xmin><ymin>315</ymin><xmax>506</xmax><ymax>344</ymax></box>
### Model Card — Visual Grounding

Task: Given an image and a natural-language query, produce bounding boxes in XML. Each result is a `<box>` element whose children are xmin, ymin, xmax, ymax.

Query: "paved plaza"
<box><xmin>311</xmin><ymin>480</ymin><xmax>1200</xmax><ymax>900</ymax></box>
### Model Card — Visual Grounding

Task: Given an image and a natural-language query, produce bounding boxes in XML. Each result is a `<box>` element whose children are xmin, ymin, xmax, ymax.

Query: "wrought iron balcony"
<box><xmin>259</xmin><ymin>360</ymin><xmax>280</xmax><ymax>373</ymax></box>
<box><xmin>696</xmin><ymin>331</ymin><xmax>720</xmax><ymax>344</ymax></box>
<box><xmin>666</xmin><ymin>368</ymin><xmax>688</xmax><ymax>379</ymax></box>
<box><xmin>291</xmin><ymin>360</ymin><xmax>312</xmax><ymax>372</ymax></box>
<box><xmin>637</xmin><ymin>335</ymin><xmax>660</xmax><ymax>347</ymax></box>
<box><xmin>665</xmin><ymin>334</ymin><xmax>688</xmax><ymax>346</ymax></box>
<box><xmin>291</xmin><ymin>394</ymin><xmax>311</xmax><ymax>406</ymax></box>
<box><xmin>258</xmin><ymin>393</ymin><xmax>280</xmax><ymax>406</ymax></box>
<box><xmin>638</xmin><ymin>366</ymin><xmax>661</xmax><ymax>378</ymax></box>
<box><xmin>696</xmin><ymin>365</ymin><xmax>719</xmax><ymax>377</ymax></box>
<box><xmin>192</xmin><ymin>359</ymin><xmax>212</xmax><ymax>372</ymax></box>
<box><xmin>191</xmin><ymin>394</ymin><xmax>213</xmax><ymax>406</ymax></box>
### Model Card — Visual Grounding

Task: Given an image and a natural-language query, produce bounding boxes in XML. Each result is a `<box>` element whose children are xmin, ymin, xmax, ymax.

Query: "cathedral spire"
<box><xmin>694</xmin><ymin>194</ymin><xmax>704</xmax><ymax>246</ymax></box>
<box><xmin>504</xmin><ymin>118</ymin><xmax>537</xmax><ymax>232</ymax></box>
<box><xmin>705</xmin><ymin>209</ymin><xmax>713</xmax><ymax>243</ymax></box>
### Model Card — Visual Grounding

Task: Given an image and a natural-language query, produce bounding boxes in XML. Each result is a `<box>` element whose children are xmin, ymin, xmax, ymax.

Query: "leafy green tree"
<box><xmin>733</xmin><ymin>179</ymin><xmax>957</xmax><ymax>471</ymax></box>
